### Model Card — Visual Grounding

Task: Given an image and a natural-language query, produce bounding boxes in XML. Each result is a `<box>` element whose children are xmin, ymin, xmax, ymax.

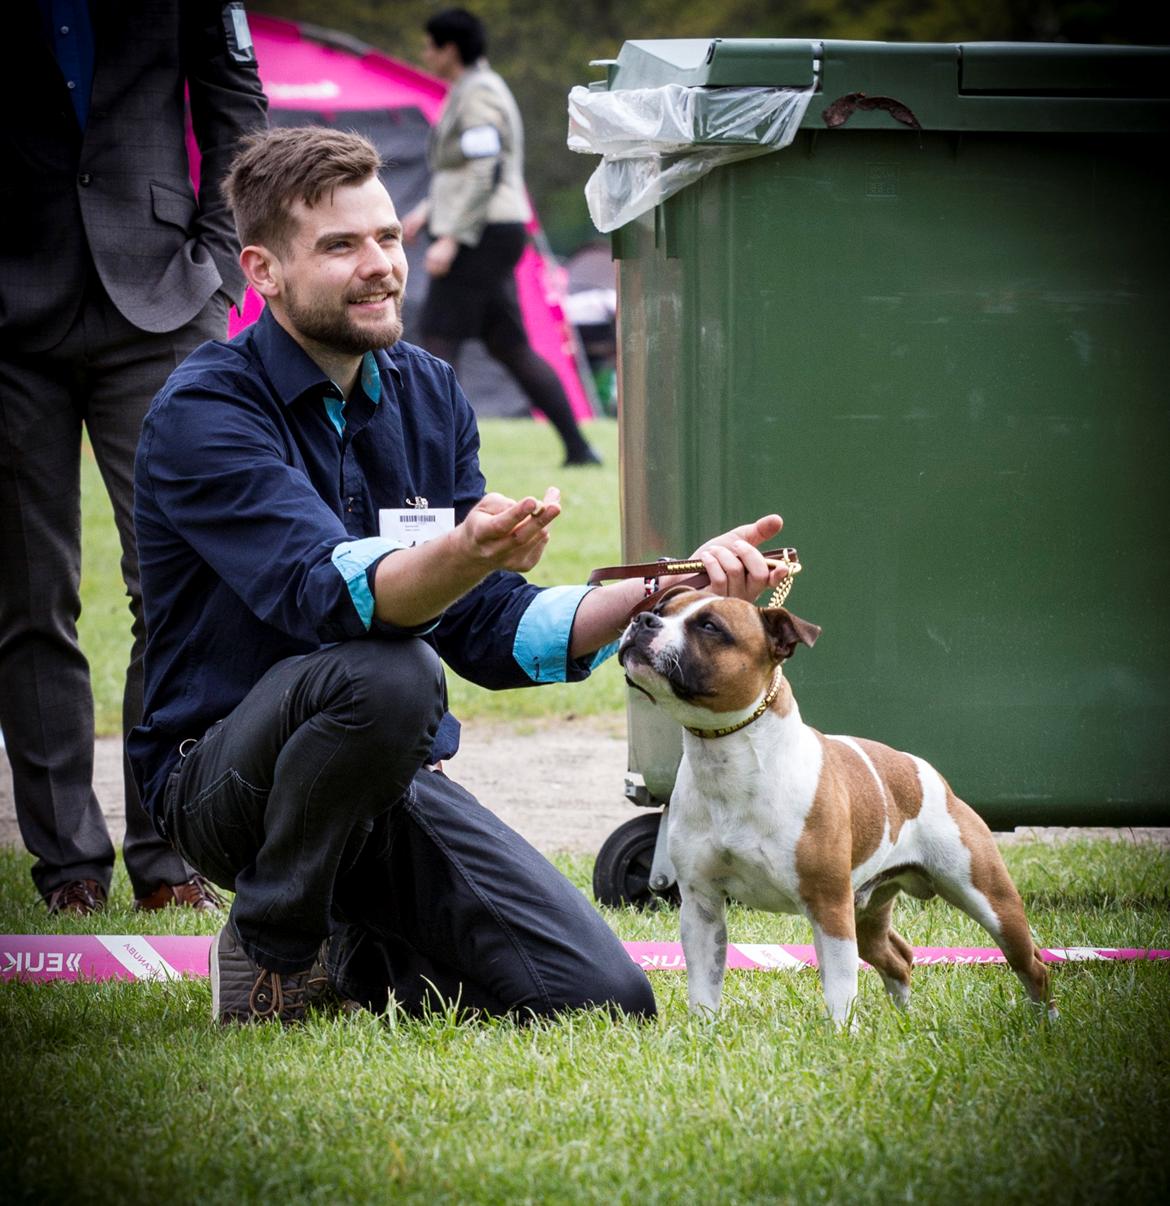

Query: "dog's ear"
<box><xmin>629</xmin><ymin>583</ymin><xmax>700</xmax><ymax>620</ymax></box>
<box><xmin>760</xmin><ymin>607</ymin><xmax>822</xmax><ymax>662</ymax></box>
<box><xmin>654</xmin><ymin>585</ymin><xmax>697</xmax><ymax>607</ymax></box>
<box><xmin>631</xmin><ymin>584</ymin><xmax>696</xmax><ymax>617</ymax></box>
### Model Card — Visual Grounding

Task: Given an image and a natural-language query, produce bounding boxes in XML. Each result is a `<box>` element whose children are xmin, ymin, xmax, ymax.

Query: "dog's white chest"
<box><xmin>668</xmin><ymin>718</ymin><xmax>820</xmax><ymax>915</ymax></box>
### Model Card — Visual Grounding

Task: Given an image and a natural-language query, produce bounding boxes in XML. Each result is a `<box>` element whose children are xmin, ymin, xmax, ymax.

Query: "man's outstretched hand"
<box><xmin>374</xmin><ymin>487</ymin><xmax>561</xmax><ymax>628</ymax></box>
<box><xmin>455</xmin><ymin>487</ymin><xmax>562</xmax><ymax>575</ymax></box>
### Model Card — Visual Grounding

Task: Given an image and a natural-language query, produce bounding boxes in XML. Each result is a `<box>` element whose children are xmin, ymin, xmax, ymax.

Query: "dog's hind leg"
<box><xmin>679</xmin><ymin>885</ymin><xmax>729</xmax><ymax>1016</ymax></box>
<box><xmin>855</xmin><ymin>892</ymin><xmax>913</xmax><ymax>1010</ymax></box>
<box><xmin>937</xmin><ymin>869</ymin><xmax>1054</xmax><ymax>1018</ymax></box>
<box><xmin>931</xmin><ymin>803</ymin><xmax>1055</xmax><ymax>1019</ymax></box>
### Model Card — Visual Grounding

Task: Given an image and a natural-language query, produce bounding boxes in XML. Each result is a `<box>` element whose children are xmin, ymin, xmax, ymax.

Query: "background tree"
<box><xmin>259</xmin><ymin>1</ymin><xmax>1169</xmax><ymax>253</ymax></box>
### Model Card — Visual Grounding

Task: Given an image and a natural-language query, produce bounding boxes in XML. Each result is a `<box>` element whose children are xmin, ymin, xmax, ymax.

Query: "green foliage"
<box><xmin>256</xmin><ymin>0</ymin><xmax>1170</xmax><ymax>252</ymax></box>
<box><xmin>2</xmin><ymin>838</ymin><xmax>1168</xmax><ymax>1202</ymax></box>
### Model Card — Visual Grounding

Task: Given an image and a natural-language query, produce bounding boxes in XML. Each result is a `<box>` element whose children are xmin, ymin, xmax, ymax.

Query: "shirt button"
<box><xmin>61</xmin><ymin>24</ymin><xmax>70</xmax><ymax>34</ymax></box>
<box><xmin>67</xmin><ymin>79</ymin><xmax>77</xmax><ymax>89</ymax></box>
<box><xmin>78</xmin><ymin>173</ymin><xmax>92</xmax><ymax>186</ymax></box>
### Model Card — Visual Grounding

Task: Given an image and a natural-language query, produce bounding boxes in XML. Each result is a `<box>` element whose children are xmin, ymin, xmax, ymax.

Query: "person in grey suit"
<box><xmin>0</xmin><ymin>2</ymin><xmax>267</xmax><ymax>913</ymax></box>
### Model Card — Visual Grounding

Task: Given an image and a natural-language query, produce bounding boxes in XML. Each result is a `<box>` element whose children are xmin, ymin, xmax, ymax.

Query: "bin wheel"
<box><xmin>592</xmin><ymin>813</ymin><xmax>680</xmax><ymax>911</ymax></box>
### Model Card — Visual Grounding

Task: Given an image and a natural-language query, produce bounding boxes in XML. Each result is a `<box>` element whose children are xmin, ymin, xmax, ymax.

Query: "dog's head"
<box><xmin>617</xmin><ymin>587</ymin><xmax>821</xmax><ymax>729</ymax></box>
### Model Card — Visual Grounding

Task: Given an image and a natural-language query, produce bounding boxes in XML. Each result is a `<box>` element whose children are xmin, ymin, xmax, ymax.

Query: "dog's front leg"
<box><xmin>809</xmin><ymin>911</ymin><xmax>860</xmax><ymax>1031</ymax></box>
<box><xmin>679</xmin><ymin>884</ymin><xmax>729</xmax><ymax>1016</ymax></box>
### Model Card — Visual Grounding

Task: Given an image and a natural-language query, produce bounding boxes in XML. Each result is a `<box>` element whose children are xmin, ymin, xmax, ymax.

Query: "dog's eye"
<box><xmin>698</xmin><ymin>619</ymin><xmax>724</xmax><ymax>636</ymax></box>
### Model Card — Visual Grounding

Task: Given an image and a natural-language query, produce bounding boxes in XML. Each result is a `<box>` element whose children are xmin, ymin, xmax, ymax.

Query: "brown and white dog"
<box><xmin>618</xmin><ymin>587</ymin><xmax>1055</xmax><ymax>1027</ymax></box>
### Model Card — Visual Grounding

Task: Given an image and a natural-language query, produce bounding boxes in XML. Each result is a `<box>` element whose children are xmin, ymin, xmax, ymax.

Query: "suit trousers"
<box><xmin>0</xmin><ymin>275</ymin><xmax>227</xmax><ymax>899</ymax></box>
<box><xmin>161</xmin><ymin>640</ymin><xmax>655</xmax><ymax>1020</ymax></box>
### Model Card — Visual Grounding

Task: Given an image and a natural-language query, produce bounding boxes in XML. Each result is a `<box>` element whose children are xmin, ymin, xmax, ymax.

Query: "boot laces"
<box><xmin>248</xmin><ymin>968</ymin><xmax>309</xmax><ymax>1021</ymax></box>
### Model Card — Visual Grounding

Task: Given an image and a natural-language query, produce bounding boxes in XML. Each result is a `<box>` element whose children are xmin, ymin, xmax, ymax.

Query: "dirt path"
<box><xmin>1</xmin><ymin>718</ymin><xmax>1165</xmax><ymax>855</ymax></box>
<box><xmin>0</xmin><ymin>717</ymin><xmax>638</xmax><ymax>858</ymax></box>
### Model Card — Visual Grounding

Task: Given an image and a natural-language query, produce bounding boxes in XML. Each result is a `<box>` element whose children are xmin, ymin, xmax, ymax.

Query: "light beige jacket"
<box><xmin>426</xmin><ymin>62</ymin><xmax>532</xmax><ymax>246</ymax></box>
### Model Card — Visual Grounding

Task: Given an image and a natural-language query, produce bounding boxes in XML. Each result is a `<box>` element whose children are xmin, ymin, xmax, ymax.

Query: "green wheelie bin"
<box><xmin>571</xmin><ymin>39</ymin><xmax>1170</xmax><ymax>907</ymax></box>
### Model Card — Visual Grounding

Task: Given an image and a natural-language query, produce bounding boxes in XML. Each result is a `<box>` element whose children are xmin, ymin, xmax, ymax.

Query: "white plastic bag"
<box><xmin>568</xmin><ymin>83</ymin><xmax>814</xmax><ymax>232</ymax></box>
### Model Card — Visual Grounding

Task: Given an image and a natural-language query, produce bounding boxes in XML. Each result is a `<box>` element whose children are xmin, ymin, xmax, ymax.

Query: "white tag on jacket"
<box><xmin>460</xmin><ymin>125</ymin><xmax>502</xmax><ymax>159</ymax></box>
<box><xmin>379</xmin><ymin>508</ymin><xmax>455</xmax><ymax>547</ymax></box>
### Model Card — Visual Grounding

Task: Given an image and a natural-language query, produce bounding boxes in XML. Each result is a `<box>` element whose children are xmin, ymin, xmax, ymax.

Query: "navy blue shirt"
<box><xmin>130</xmin><ymin>309</ymin><xmax>607</xmax><ymax>823</ymax></box>
<box><xmin>37</xmin><ymin>0</ymin><xmax>95</xmax><ymax>127</ymax></box>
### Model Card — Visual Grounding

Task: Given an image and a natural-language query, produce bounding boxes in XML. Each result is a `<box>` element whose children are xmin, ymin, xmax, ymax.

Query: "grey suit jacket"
<box><xmin>0</xmin><ymin>1</ymin><xmax>267</xmax><ymax>351</ymax></box>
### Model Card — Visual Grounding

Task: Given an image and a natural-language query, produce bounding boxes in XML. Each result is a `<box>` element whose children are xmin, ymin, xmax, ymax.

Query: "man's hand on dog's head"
<box><xmin>683</xmin><ymin>513</ymin><xmax>789</xmax><ymax>600</ymax></box>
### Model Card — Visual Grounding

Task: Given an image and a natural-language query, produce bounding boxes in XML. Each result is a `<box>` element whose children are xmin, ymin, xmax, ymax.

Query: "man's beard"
<box><xmin>284</xmin><ymin>279</ymin><xmax>404</xmax><ymax>354</ymax></box>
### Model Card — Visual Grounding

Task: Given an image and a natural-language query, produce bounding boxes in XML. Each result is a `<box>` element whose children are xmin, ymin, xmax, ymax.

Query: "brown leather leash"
<box><xmin>589</xmin><ymin>546</ymin><xmax>802</xmax><ymax>617</ymax></box>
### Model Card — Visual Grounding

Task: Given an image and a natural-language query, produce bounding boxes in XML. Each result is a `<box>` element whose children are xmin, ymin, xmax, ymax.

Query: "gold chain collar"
<box><xmin>684</xmin><ymin>664</ymin><xmax>785</xmax><ymax>740</ymax></box>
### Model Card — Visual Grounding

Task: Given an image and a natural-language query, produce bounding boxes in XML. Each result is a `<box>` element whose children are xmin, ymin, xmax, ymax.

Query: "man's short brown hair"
<box><xmin>224</xmin><ymin>126</ymin><xmax>383</xmax><ymax>253</ymax></box>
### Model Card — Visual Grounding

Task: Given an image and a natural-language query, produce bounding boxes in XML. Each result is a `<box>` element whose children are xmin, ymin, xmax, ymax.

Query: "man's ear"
<box><xmin>760</xmin><ymin>606</ymin><xmax>822</xmax><ymax>662</ymax></box>
<box><xmin>240</xmin><ymin>245</ymin><xmax>281</xmax><ymax>299</ymax></box>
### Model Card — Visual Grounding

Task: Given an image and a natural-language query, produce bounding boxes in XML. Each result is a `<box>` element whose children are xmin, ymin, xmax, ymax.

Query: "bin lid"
<box><xmin>595</xmin><ymin>38</ymin><xmax>1170</xmax><ymax>133</ymax></box>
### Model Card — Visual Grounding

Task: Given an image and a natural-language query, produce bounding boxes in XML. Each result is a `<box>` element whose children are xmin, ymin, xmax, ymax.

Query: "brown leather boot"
<box><xmin>134</xmin><ymin>874</ymin><xmax>226</xmax><ymax>912</ymax></box>
<box><xmin>210</xmin><ymin>922</ymin><xmax>314</xmax><ymax>1026</ymax></box>
<box><xmin>45</xmin><ymin>879</ymin><xmax>107</xmax><ymax>915</ymax></box>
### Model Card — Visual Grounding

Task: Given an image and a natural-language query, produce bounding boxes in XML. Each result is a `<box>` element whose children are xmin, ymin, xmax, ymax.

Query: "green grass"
<box><xmin>2</xmin><ymin>839</ymin><xmax>1168</xmax><ymax>1204</ymax></box>
<box><xmin>78</xmin><ymin>439</ymin><xmax>134</xmax><ymax>734</ymax></box>
<box><xmin>79</xmin><ymin>418</ymin><xmax>625</xmax><ymax>736</ymax></box>
<box><xmin>50</xmin><ymin>416</ymin><xmax>1170</xmax><ymax>1202</ymax></box>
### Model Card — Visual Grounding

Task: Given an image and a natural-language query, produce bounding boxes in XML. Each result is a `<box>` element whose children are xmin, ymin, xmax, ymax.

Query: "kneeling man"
<box><xmin>130</xmin><ymin>126</ymin><xmax>791</xmax><ymax>1025</ymax></box>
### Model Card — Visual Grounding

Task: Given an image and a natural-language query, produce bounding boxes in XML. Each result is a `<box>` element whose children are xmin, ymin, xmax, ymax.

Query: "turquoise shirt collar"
<box><xmin>324</xmin><ymin>352</ymin><xmax>383</xmax><ymax>437</ymax></box>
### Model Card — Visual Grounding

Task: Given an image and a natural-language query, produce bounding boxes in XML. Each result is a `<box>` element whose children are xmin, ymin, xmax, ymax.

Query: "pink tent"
<box><xmin>193</xmin><ymin>13</ymin><xmax>593</xmax><ymax>419</ymax></box>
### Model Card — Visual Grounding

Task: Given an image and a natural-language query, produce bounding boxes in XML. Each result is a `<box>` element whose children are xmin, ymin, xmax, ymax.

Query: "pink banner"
<box><xmin>2</xmin><ymin>936</ymin><xmax>1167</xmax><ymax>983</ymax></box>
<box><xmin>624</xmin><ymin>942</ymin><xmax>1170</xmax><ymax>971</ymax></box>
<box><xmin>1</xmin><ymin>935</ymin><xmax>211</xmax><ymax>983</ymax></box>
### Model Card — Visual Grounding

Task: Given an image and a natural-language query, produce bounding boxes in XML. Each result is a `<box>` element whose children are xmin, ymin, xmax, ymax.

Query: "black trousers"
<box><xmin>162</xmin><ymin>640</ymin><xmax>655</xmax><ymax>1020</ymax></box>
<box><xmin>0</xmin><ymin>275</ymin><xmax>227</xmax><ymax>899</ymax></box>
<box><xmin>419</xmin><ymin>223</ymin><xmax>594</xmax><ymax>463</ymax></box>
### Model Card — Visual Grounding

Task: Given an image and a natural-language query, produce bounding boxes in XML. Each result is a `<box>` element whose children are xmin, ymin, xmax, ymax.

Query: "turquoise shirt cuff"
<box><xmin>331</xmin><ymin>537</ymin><xmax>406</xmax><ymax>630</ymax></box>
<box><xmin>513</xmin><ymin>584</ymin><xmax>618</xmax><ymax>683</ymax></box>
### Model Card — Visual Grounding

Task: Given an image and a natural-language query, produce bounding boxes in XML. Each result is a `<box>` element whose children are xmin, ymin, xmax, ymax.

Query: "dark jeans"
<box><xmin>0</xmin><ymin>275</ymin><xmax>227</xmax><ymax>899</ymax></box>
<box><xmin>163</xmin><ymin>640</ymin><xmax>655</xmax><ymax>1020</ymax></box>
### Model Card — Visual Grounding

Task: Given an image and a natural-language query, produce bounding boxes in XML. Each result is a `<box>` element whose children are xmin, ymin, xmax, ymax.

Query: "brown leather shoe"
<box><xmin>46</xmin><ymin>879</ymin><xmax>107</xmax><ymax>915</ymax></box>
<box><xmin>134</xmin><ymin>874</ymin><xmax>226</xmax><ymax>912</ymax></box>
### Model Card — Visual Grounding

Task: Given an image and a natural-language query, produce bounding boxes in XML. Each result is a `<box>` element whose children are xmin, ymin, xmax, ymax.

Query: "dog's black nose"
<box><xmin>633</xmin><ymin>611</ymin><xmax>663</xmax><ymax>631</ymax></box>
